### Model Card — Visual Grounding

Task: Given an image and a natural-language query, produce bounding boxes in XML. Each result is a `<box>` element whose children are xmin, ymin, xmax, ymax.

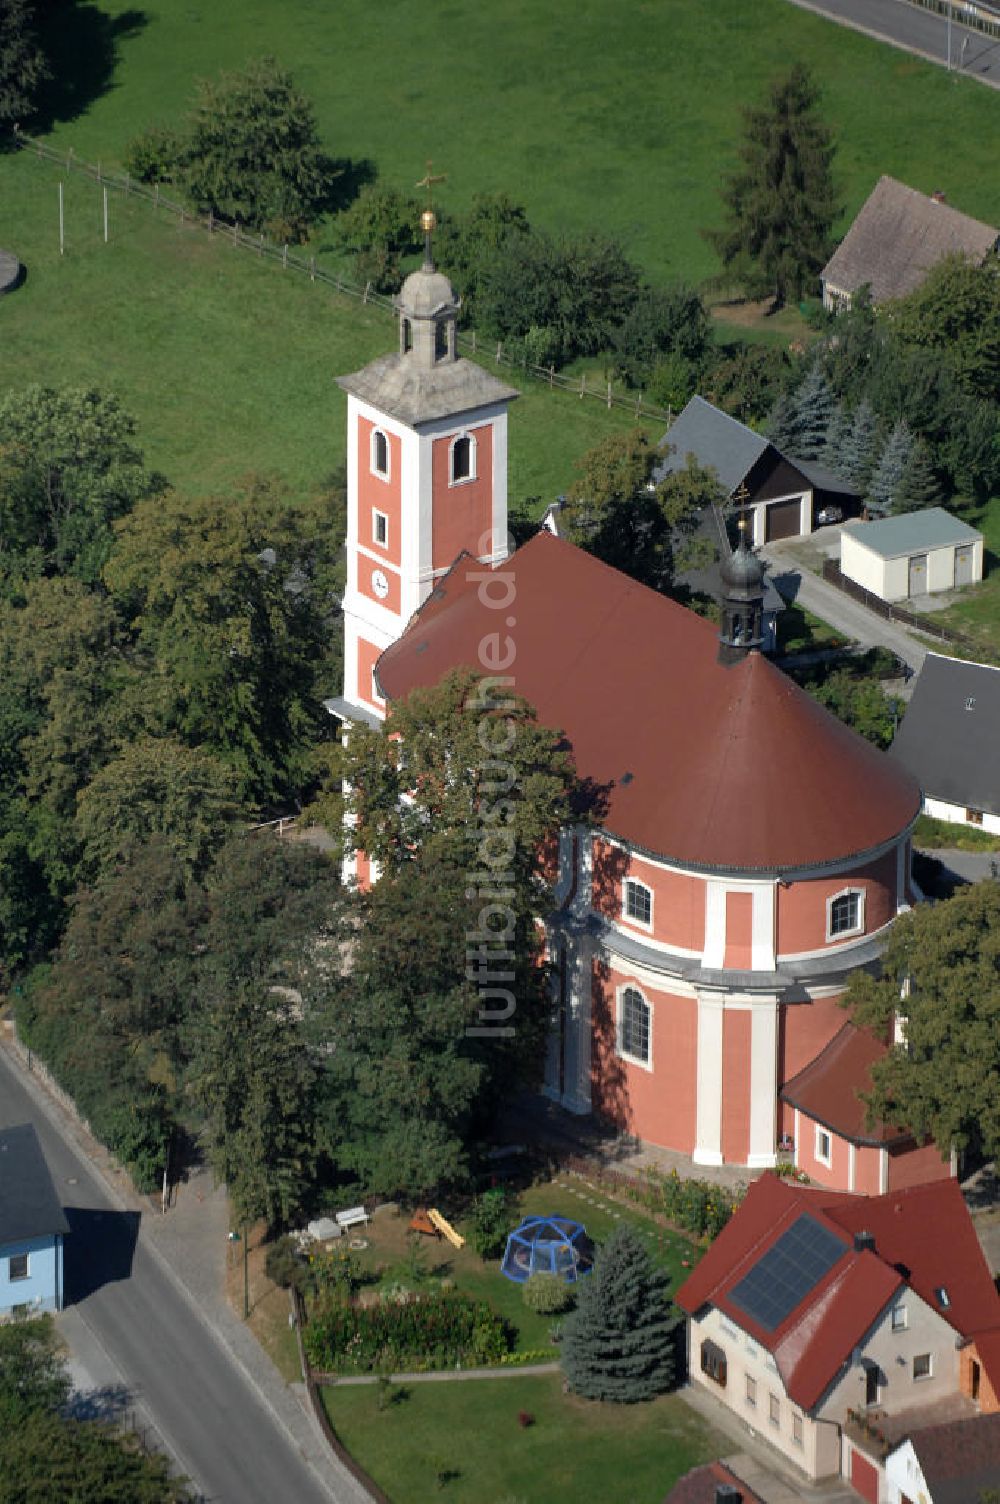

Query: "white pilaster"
<box><xmin>694</xmin><ymin>991</ymin><xmax>724</xmax><ymax>1165</ymax></box>
<box><xmin>702</xmin><ymin>881</ymin><xmax>727</xmax><ymax>970</ymax></box>
<box><xmin>561</xmin><ymin>932</ymin><xmax>593</xmax><ymax>1115</ymax></box>
<box><xmin>848</xmin><ymin>1141</ymin><xmax>856</xmax><ymax>1193</ymax></box>
<box><xmin>747</xmin><ymin>996</ymin><xmax>779</xmax><ymax>1167</ymax></box>
<box><xmin>879</xmin><ymin>1147</ymin><xmax>889</xmax><ymax>1194</ymax></box>
<box><xmin>751</xmin><ymin>882</ymin><xmax>777</xmax><ymax>971</ymax></box>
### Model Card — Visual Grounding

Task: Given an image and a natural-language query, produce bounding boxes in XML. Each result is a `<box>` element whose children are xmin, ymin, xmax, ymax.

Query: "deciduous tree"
<box><xmin>845</xmin><ymin>880</ymin><xmax>1000</xmax><ymax>1161</ymax></box>
<box><xmin>0</xmin><ymin>0</ymin><xmax>48</xmax><ymax>126</ymax></box>
<box><xmin>707</xmin><ymin>63</ymin><xmax>838</xmax><ymax>307</ymax></box>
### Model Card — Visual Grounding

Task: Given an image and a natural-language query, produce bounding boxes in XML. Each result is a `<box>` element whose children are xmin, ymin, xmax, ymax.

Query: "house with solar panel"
<box><xmin>327</xmin><ymin>224</ymin><xmax>951</xmax><ymax>1191</ymax></box>
<box><xmin>676</xmin><ymin>1174</ymin><xmax>1000</xmax><ymax>1499</ymax></box>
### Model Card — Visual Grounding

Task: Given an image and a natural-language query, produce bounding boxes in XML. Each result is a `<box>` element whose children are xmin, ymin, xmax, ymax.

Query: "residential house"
<box><xmin>676</xmin><ymin>1174</ymin><xmax>1000</xmax><ymax>1499</ymax></box>
<box><xmin>890</xmin><ymin>652</ymin><xmax>1000</xmax><ymax>834</ymax></box>
<box><xmin>885</xmin><ymin>1411</ymin><xmax>1000</xmax><ymax>1504</ymax></box>
<box><xmin>0</xmin><ymin>1122</ymin><xmax>69</xmax><ymax>1317</ymax></box>
<box><xmin>821</xmin><ymin>176</ymin><xmax>999</xmax><ymax>310</ymax></box>
<box><xmin>663</xmin><ymin>1460</ymin><xmax>763</xmax><ymax>1502</ymax></box>
<box><xmin>840</xmin><ymin>509</ymin><xmax>983</xmax><ymax>603</ymax></box>
<box><xmin>654</xmin><ymin>395</ymin><xmax>857</xmax><ymax>545</ymax></box>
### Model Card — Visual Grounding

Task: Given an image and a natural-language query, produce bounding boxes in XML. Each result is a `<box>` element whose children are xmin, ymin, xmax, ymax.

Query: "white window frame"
<box><xmin>370</xmin><ymin>427</ymin><xmax>391</xmax><ymax>481</ymax></box>
<box><xmin>826</xmin><ymin>886</ymin><xmax>865</xmax><ymax>942</ymax></box>
<box><xmin>891</xmin><ymin>1304</ymin><xmax>908</xmax><ymax>1333</ymax></box>
<box><xmin>769</xmin><ymin>1392</ymin><xmax>781</xmax><ymax>1428</ymax></box>
<box><xmin>449</xmin><ymin>430</ymin><xmax>477</xmax><ymax>486</ymax></box>
<box><xmin>792</xmin><ymin>1412</ymin><xmax>804</xmax><ymax>1448</ymax></box>
<box><xmin>372</xmin><ymin>509</ymin><xmax>389</xmax><ymax>548</ymax></box>
<box><xmin>622</xmin><ymin>877</ymin><xmax>653</xmax><ymax>930</ymax></box>
<box><xmin>913</xmin><ymin>1353</ymin><xmax>933</xmax><ymax>1382</ymax></box>
<box><xmin>616</xmin><ymin>984</ymin><xmax>652</xmax><ymax>1072</ymax></box>
<box><xmin>745</xmin><ymin>1374</ymin><xmax>757</xmax><ymax>1409</ymax></box>
<box><xmin>815</xmin><ymin>1125</ymin><xmax>833</xmax><ymax>1168</ymax></box>
<box><xmin>8</xmin><ymin>1251</ymin><xmax>29</xmax><ymax>1281</ymax></box>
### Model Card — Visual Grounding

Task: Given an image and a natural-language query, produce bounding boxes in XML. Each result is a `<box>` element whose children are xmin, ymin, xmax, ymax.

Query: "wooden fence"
<box><xmin>820</xmin><ymin>558</ymin><xmax>977</xmax><ymax>650</ymax></box>
<box><xmin>12</xmin><ymin>129</ymin><xmax>672</xmax><ymax>427</ymax></box>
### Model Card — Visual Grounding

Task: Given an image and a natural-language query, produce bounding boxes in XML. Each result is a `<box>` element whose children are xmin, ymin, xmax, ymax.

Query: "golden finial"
<box><xmin>415</xmin><ymin>160</ymin><xmax>447</xmax><ymax>265</ymax></box>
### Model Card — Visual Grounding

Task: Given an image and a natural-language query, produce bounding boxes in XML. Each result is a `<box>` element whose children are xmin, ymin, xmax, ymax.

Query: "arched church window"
<box><xmin>450</xmin><ymin>433</ymin><xmax>475</xmax><ymax>484</ymax></box>
<box><xmin>402</xmin><ymin>319</ymin><xmax>413</xmax><ymax>353</ymax></box>
<box><xmin>623</xmin><ymin>879</ymin><xmax>652</xmax><ymax>927</ymax></box>
<box><xmin>371</xmin><ymin>429</ymin><xmax>389</xmax><ymax>479</ymax></box>
<box><xmin>826</xmin><ymin>887</ymin><xmax>864</xmax><ymax>941</ymax></box>
<box><xmin>619</xmin><ymin>986</ymin><xmax>651</xmax><ymax>1066</ymax></box>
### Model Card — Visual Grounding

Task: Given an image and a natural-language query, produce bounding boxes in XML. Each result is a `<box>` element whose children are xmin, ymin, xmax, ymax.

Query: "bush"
<box><xmin>635</xmin><ymin>1168</ymin><xmax>738</xmax><ymax>1241</ymax></box>
<box><xmin>522</xmin><ymin>1272</ymin><xmax>574</xmax><ymax>1315</ymax></box>
<box><xmin>335</xmin><ymin>183</ymin><xmax>422</xmax><ymax>293</ymax></box>
<box><xmin>470</xmin><ymin>1188</ymin><xmax>513</xmax><ymax>1259</ymax></box>
<box><xmin>264</xmin><ymin>1235</ymin><xmax>307</xmax><ymax>1291</ymax></box>
<box><xmin>303</xmin><ymin>1293</ymin><xmax>512</xmax><ymax>1374</ymax></box>
<box><xmin>123</xmin><ymin>126</ymin><xmax>184</xmax><ymax>185</ymax></box>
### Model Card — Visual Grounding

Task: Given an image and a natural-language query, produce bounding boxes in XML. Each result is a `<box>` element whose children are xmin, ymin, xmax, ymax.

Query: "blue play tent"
<box><xmin>501</xmin><ymin>1215</ymin><xmax>593</xmax><ymax>1284</ymax></box>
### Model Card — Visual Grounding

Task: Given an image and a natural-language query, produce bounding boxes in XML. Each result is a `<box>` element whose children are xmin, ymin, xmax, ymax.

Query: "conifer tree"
<box><xmin>839</xmin><ymin>399</ymin><xmax>879</xmax><ymax>494</ymax></box>
<box><xmin>893</xmin><ymin>436</ymin><xmax>942</xmax><ymax>514</ymax></box>
<box><xmin>787</xmin><ymin>363</ymin><xmax>836</xmax><ymax>459</ymax></box>
<box><xmin>707</xmin><ymin>64</ymin><xmax>838</xmax><ymax>307</ymax></box>
<box><xmin>560</xmin><ymin>1224</ymin><xmax>678</xmax><ymax>1402</ymax></box>
<box><xmin>867</xmin><ymin>420</ymin><xmax>913</xmax><ymax>517</ymax></box>
<box><xmin>823</xmin><ymin>401</ymin><xmax>849</xmax><ymax>476</ymax></box>
<box><xmin>765</xmin><ymin>392</ymin><xmax>800</xmax><ymax>455</ymax></box>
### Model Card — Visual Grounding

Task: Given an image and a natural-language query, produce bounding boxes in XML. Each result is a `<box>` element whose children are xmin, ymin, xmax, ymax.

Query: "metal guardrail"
<box><xmin>906</xmin><ymin>0</ymin><xmax>1000</xmax><ymax>40</ymax></box>
<box><xmin>12</xmin><ymin>129</ymin><xmax>672</xmax><ymax>427</ymax></box>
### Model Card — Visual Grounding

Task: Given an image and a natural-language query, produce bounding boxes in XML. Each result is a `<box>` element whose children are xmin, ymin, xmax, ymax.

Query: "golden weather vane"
<box><xmin>415</xmin><ymin>160</ymin><xmax>447</xmax><ymax>257</ymax></box>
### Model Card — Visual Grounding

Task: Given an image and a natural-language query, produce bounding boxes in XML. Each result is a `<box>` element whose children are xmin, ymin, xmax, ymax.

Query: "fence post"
<box><xmin>580</xmin><ymin>373</ymin><xmax>586</xmax><ymax>400</ymax></box>
<box><xmin>495</xmin><ymin>342</ymin><xmax>502</xmax><ymax>364</ymax></box>
<box><xmin>208</xmin><ymin>208</ymin><xmax>213</xmax><ymax>234</ymax></box>
<box><xmin>635</xmin><ymin>393</ymin><xmax>642</xmax><ymax>418</ymax></box>
<box><xmin>154</xmin><ymin>183</ymin><xmax>159</xmax><ymax>208</ymax></box>
<box><xmin>233</xmin><ymin>220</ymin><xmax>239</xmax><ymax>246</ymax></box>
<box><xmin>363</xmin><ymin>280</ymin><xmax>371</xmax><ymax>303</ymax></box>
<box><xmin>549</xmin><ymin>365</ymin><xmax>555</xmax><ymax>387</ymax></box>
<box><xmin>607</xmin><ymin>380</ymin><xmax>612</xmax><ymax>410</ymax></box>
<box><xmin>471</xmin><ymin>329</ymin><xmax>477</xmax><ymax>354</ymax></box>
<box><xmin>282</xmin><ymin>243</ymin><xmax>288</xmax><ymax>269</ymax></box>
<box><xmin>259</xmin><ymin>232</ymin><xmax>264</xmax><ymax>256</ymax></box>
<box><xmin>125</xmin><ymin>172</ymin><xmax>130</xmax><ymax>196</ymax></box>
<box><xmin>310</xmin><ymin>255</ymin><xmax>316</xmax><ymax>282</ymax></box>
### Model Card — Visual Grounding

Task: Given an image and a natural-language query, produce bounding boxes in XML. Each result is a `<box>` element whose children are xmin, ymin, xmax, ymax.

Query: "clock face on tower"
<box><xmin>371</xmin><ymin>568</ymin><xmax>390</xmax><ymax>600</ymax></box>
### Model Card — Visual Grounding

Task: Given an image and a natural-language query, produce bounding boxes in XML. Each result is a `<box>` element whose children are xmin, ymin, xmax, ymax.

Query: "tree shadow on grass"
<box><xmin>31</xmin><ymin>5</ymin><xmax>149</xmax><ymax>135</ymax></box>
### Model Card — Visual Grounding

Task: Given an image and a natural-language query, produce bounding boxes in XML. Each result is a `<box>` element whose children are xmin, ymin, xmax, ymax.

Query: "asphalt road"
<box><xmin>788</xmin><ymin>0</ymin><xmax>1000</xmax><ymax>84</ymax></box>
<box><xmin>0</xmin><ymin>1049</ymin><xmax>347</xmax><ymax>1504</ymax></box>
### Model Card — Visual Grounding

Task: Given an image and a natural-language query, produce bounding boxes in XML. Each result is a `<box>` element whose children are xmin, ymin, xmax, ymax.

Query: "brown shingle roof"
<box><xmin>780</xmin><ymin>1023</ymin><xmax>912</xmax><ymax>1147</ymax></box>
<box><xmin>663</xmin><ymin>1461</ymin><xmax>763</xmax><ymax>1504</ymax></box>
<box><xmin>376</xmin><ymin>532</ymin><xmax>920</xmax><ymax>872</ymax></box>
<box><xmin>905</xmin><ymin>1411</ymin><xmax>1000</xmax><ymax>1504</ymax></box>
<box><xmin>821</xmin><ymin>176</ymin><xmax>998</xmax><ymax>304</ymax></box>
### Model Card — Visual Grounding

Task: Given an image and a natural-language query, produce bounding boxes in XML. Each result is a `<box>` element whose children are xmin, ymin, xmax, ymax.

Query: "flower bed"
<box><xmin>304</xmin><ymin>1292</ymin><xmax>513</xmax><ymax>1374</ymax></box>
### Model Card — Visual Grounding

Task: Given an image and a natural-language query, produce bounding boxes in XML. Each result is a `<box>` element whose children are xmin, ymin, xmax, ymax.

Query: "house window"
<box><xmin>700</xmin><ymin>1340</ymin><xmax>727</xmax><ymax>1388</ymax></box>
<box><xmin>619</xmin><ymin>986</ymin><xmax>651</xmax><ymax>1067</ymax></box>
<box><xmin>8</xmin><ymin>1252</ymin><xmax>28</xmax><ymax>1281</ymax></box>
<box><xmin>623</xmin><ymin>878</ymin><xmax>652</xmax><ymax>927</ymax></box>
<box><xmin>913</xmin><ymin>1353</ymin><xmax>933</xmax><ymax>1381</ymax></box>
<box><xmin>745</xmin><ymin>1375</ymin><xmax>757</xmax><ymax>1409</ymax></box>
<box><xmin>967</xmin><ymin>808</ymin><xmax>985</xmax><ymax>826</ymax></box>
<box><xmin>372</xmin><ymin>510</ymin><xmax>389</xmax><ymax>548</ymax></box>
<box><xmin>792</xmin><ymin>1412</ymin><xmax>804</xmax><ymax>1447</ymax></box>
<box><xmin>827</xmin><ymin>887</ymin><xmax>864</xmax><ymax>941</ymax></box>
<box><xmin>769</xmin><ymin>1393</ymin><xmax>781</xmax><ymax>1428</ymax></box>
<box><xmin>815</xmin><ymin>1126</ymin><xmax>832</xmax><ymax>1168</ymax></box>
<box><xmin>450</xmin><ymin>433</ymin><xmax>475</xmax><ymax>484</ymax></box>
<box><xmin>370</xmin><ymin>667</ymin><xmax>383</xmax><ymax>704</ymax></box>
<box><xmin>892</xmin><ymin>1305</ymin><xmax>908</xmax><ymax>1333</ymax></box>
<box><xmin>371</xmin><ymin>429</ymin><xmax>390</xmax><ymax>479</ymax></box>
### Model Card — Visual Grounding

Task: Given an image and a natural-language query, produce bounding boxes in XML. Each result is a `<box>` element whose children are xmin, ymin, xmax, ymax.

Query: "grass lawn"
<box><xmin>926</xmin><ymin>499</ymin><xmax>1000</xmax><ymax>664</ymax></box>
<box><xmin>323</xmin><ymin>1377</ymin><xmax>721</xmax><ymax>1504</ymax></box>
<box><xmin>26</xmin><ymin>1</ymin><xmax>1000</xmax><ymax>290</ymax></box>
<box><xmin>775</xmin><ymin>600</ymin><xmax>847</xmax><ymax>655</ymax></box>
<box><xmin>0</xmin><ymin>150</ymin><xmax>643</xmax><ymax>504</ymax></box>
<box><xmin>913</xmin><ymin>813</ymin><xmax>1000</xmax><ymax>852</ymax></box>
<box><xmin>322</xmin><ymin>1373</ymin><xmax>724</xmax><ymax>1504</ymax></box>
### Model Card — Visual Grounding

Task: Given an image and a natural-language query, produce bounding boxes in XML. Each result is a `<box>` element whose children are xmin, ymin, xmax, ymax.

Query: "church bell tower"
<box><xmin>718</xmin><ymin>522</ymin><xmax>766</xmax><ymax>666</ymax></box>
<box><xmin>328</xmin><ymin>192</ymin><xmax>519</xmax><ymax>728</ymax></box>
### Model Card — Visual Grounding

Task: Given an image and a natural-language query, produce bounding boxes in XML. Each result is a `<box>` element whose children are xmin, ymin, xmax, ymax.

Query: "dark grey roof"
<box><xmin>906</xmin><ymin>1411</ymin><xmax>1000</xmax><ymax>1504</ymax></box>
<box><xmin>844</xmin><ymin>508</ymin><xmax>982</xmax><ymax>560</ymax></box>
<box><xmin>338</xmin><ymin>353</ymin><xmax>519</xmax><ymax>428</ymax></box>
<box><xmin>0</xmin><ymin>1123</ymin><xmax>69</xmax><ymax>1245</ymax></box>
<box><xmin>655</xmin><ymin>396</ymin><xmax>769</xmax><ymax>493</ymax></box>
<box><xmin>793</xmin><ymin>457</ymin><xmax>858</xmax><ymax>497</ymax></box>
<box><xmin>890</xmin><ymin>653</ymin><xmax>1000</xmax><ymax>816</ymax></box>
<box><xmin>822</xmin><ymin>176</ymin><xmax>999</xmax><ymax>304</ymax></box>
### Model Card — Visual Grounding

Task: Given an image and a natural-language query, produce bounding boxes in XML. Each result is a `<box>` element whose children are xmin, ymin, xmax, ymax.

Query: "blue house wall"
<box><xmin>0</xmin><ymin>1233</ymin><xmax>64</xmax><ymax>1315</ymax></box>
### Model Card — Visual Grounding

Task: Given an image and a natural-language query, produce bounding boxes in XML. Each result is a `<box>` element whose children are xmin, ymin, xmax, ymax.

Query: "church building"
<box><xmin>329</xmin><ymin>224</ymin><xmax>949</xmax><ymax>1193</ymax></box>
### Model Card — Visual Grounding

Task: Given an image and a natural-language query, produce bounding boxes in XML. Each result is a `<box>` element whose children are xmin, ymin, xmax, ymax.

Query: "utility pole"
<box><xmin>243</xmin><ymin>1223</ymin><xmax>249</xmax><ymax>1319</ymax></box>
<box><xmin>947</xmin><ymin>1</ymin><xmax>953</xmax><ymax>70</ymax></box>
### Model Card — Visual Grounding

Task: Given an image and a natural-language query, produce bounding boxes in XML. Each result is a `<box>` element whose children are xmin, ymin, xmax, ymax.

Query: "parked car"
<box><xmin>816</xmin><ymin>504</ymin><xmax>843</xmax><ymax>525</ymax></box>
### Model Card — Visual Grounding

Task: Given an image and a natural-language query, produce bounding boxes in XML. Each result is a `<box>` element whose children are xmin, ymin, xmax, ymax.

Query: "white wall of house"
<box><xmin>841</xmin><ymin>533</ymin><xmax>887</xmax><ymax>597</ymax></box>
<box><xmin>818</xmin><ymin>1291</ymin><xmax>960</xmax><ymax>1423</ymax></box>
<box><xmin>841</xmin><ymin>534</ymin><xmax>983</xmax><ymax>603</ymax></box>
<box><xmin>924</xmin><ymin>795</ymin><xmax>1000</xmax><ymax>835</ymax></box>
<box><xmin>885</xmin><ymin>1439</ymin><xmax>928</xmax><ymax>1504</ymax></box>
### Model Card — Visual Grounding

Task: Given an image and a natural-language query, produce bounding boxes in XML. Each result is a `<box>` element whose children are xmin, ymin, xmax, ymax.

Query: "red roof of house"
<box><xmin>676</xmin><ymin>1174</ymin><xmax>1000</xmax><ymax>1412</ymax></box>
<box><xmin>663</xmin><ymin>1460</ymin><xmax>764</xmax><ymax>1503</ymax></box>
<box><xmin>780</xmin><ymin>1023</ymin><xmax>913</xmax><ymax>1147</ymax></box>
<box><xmin>376</xmin><ymin>533</ymin><xmax>920</xmax><ymax>872</ymax></box>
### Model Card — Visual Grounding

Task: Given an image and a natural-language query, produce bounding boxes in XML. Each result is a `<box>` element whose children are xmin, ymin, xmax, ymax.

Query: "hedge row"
<box><xmin>304</xmin><ymin>1293</ymin><xmax>513</xmax><ymax>1374</ymax></box>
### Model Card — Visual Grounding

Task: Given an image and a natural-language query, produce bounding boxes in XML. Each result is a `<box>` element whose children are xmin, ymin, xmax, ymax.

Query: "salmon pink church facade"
<box><xmin>328</xmin><ymin>241</ymin><xmax>948</xmax><ymax>1194</ymax></box>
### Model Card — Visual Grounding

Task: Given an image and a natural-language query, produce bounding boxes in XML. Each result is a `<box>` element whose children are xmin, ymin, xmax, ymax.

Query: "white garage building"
<box><xmin>840</xmin><ymin>508</ymin><xmax>983</xmax><ymax>602</ymax></box>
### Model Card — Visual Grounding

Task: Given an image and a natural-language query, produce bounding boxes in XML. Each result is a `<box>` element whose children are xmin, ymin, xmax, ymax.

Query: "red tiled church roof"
<box><xmin>676</xmin><ymin>1174</ymin><xmax>1000</xmax><ymax>1411</ymax></box>
<box><xmin>780</xmin><ymin>1023</ymin><xmax>913</xmax><ymax>1147</ymax></box>
<box><xmin>376</xmin><ymin>533</ymin><xmax>920</xmax><ymax>872</ymax></box>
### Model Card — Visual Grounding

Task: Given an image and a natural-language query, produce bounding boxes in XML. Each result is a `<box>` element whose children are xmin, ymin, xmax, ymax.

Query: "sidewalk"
<box><xmin>0</xmin><ymin>1029</ymin><xmax>371</xmax><ymax>1504</ymax></box>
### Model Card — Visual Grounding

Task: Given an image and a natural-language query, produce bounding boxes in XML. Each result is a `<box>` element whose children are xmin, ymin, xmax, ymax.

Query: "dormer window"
<box><xmin>623</xmin><ymin>878</ymin><xmax>652</xmax><ymax>928</ymax></box>
<box><xmin>371</xmin><ymin>428</ymin><xmax>390</xmax><ymax>480</ymax></box>
<box><xmin>450</xmin><ymin>432</ymin><xmax>475</xmax><ymax>484</ymax></box>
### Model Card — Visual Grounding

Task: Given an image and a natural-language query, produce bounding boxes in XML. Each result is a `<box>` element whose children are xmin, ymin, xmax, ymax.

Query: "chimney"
<box><xmin>854</xmin><ymin>1230</ymin><xmax>876</xmax><ymax>1254</ymax></box>
<box><xmin>931</xmin><ymin>189</ymin><xmax>947</xmax><ymax>204</ymax></box>
<box><xmin>715</xmin><ymin>1486</ymin><xmax>742</xmax><ymax>1504</ymax></box>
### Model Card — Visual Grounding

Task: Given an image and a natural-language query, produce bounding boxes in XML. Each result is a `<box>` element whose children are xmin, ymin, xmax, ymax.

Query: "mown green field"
<box><xmin>29</xmin><ymin>0</ymin><xmax>1000</xmax><ymax>285</ymax></box>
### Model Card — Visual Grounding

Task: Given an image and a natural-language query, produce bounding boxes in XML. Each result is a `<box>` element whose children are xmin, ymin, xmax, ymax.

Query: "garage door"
<box><xmin>766</xmin><ymin>498</ymin><xmax>802</xmax><ymax>541</ymax></box>
<box><xmin>849</xmin><ymin>1445</ymin><xmax>879</xmax><ymax>1504</ymax></box>
<box><xmin>955</xmin><ymin>545</ymin><xmax>974</xmax><ymax>587</ymax></box>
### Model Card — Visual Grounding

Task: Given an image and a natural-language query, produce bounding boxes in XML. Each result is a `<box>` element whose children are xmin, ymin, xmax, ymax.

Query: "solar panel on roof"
<box><xmin>728</xmin><ymin>1214</ymin><xmax>847</xmax><ymax>1333</ymax></box>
